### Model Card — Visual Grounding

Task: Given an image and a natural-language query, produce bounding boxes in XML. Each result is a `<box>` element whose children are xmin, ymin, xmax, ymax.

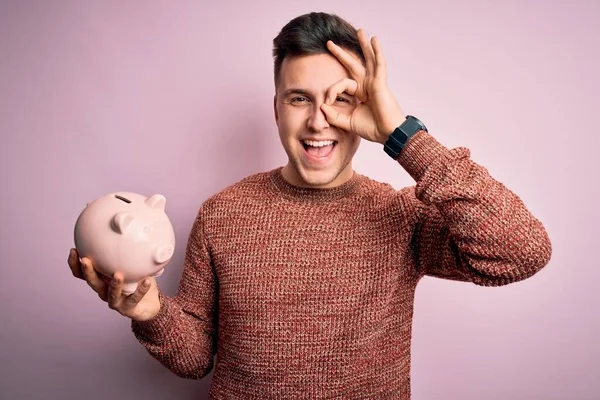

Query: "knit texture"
<box><xmin>131</xmin><ymin>131</ymin><xmax>552</xmax><ymax>399</ymax></box>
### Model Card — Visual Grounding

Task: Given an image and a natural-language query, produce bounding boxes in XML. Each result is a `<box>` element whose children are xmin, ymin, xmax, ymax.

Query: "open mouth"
<box><xmin>301</xmin><ymin>139</ymin><xmax>338</xmax><ymax>159</ymax></box>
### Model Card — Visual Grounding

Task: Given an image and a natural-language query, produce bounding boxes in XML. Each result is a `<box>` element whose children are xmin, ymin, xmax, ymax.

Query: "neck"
<box><xmin>270</xmin><ymin>166</ymin><xmax>363</xmax><ymax>203</ymax></box>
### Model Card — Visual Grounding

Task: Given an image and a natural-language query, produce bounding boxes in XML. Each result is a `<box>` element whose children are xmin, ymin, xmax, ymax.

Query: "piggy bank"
<box><xmin>74</xmin><ymin>192</ymin><xmax>175</xmax><ymax>294</ymax></box>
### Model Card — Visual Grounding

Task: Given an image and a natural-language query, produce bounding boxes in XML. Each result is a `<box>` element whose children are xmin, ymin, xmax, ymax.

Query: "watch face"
<box><xmin>408</xmin><ymin>115</ymin><xmax>426</xmax><ymax>132</ymax></box>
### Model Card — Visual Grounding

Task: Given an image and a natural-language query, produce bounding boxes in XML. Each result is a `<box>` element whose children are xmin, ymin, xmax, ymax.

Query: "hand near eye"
<box><xmin>321</xmin><ymin>29</ymin><xmax>406</xmax><ymax>144</ymax></box>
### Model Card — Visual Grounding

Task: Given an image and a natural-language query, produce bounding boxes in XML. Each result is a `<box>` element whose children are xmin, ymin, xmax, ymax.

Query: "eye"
<box><xmin>290</xmin><ymin>96</ymin><xmax>309</xmax><ymax>104</ymax></box>
<box><xmin>335</xmin><ymin>96</ymin><xmax>353</xmax><ymax>104</ymax></box>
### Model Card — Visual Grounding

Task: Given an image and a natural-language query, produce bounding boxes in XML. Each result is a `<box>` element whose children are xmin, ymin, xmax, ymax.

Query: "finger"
<box><xmin>357</xmin><ymin>29</ymin><xmax>376</xmax><ymax>76</ymax></box>
<box><xmin>68</xmin><ymin>248</ymin><xmax>83</xmax><ymax>279</ymax></box>
<box><xmin>80</xmin><ymin>258</ymin><xmax>108</xmax><ymax>295</ymax></box>
<box><xmin>345</xmin><ymin>50</ymin><xmax>363</xmax><ymax>64</ymax></box>
<box><xmin>124</xmin><ymin>278</ymin><xmax>151</xmax><ymax>308</ymax></box>
<box><xmin>107</xmin><ymin>272</ymin><xmax>124</xmax><ymax>310</ymax></box>
<box><xmin>326</xmin><ymin>40</ymin><xmax>365</xmax><ymax>80</ymax></box>
<box><xmin>371</xmin><ymin>36</ymin><xmax>387</xmax><ymax>81</ymax></box>
<box><xmin>321</xmin><ymin>103</ymin><xmax>352</xmax><ymax>132</ymax></box>
<box><xmin>325</xmin><ymin>78</ymin><xmax>359</xmax><ymax>105</ymax></box>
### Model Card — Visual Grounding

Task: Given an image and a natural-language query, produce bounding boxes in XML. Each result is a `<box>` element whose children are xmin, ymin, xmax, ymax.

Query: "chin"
<box><xmin>297</xmin><ymin>168</ymin><xmax>341</xmax><ymax>188</ymax></box>
<box><xmin>290</xmin><ymin>156</ymin><xmax>354</xmax><ymax>188</ymax></box>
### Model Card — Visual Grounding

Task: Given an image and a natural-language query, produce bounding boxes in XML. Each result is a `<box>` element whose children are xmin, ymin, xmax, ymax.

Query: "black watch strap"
<box><xmin>383</xmin><ymin>115</ymin><xmax>427</xmax><ymax>160</ymax></box>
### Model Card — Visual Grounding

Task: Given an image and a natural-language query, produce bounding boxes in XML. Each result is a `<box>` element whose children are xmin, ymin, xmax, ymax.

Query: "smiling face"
<box><xmin>274</xmin><ymin>52</ymin><xmax>361</xmax><ymax>188</ymax></box>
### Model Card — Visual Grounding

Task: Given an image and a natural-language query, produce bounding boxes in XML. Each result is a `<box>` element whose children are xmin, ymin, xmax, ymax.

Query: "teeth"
<box><xmin>303</xmin><ymin>140</ymin><xmax>335</xmax><ymax>147</ymax></box>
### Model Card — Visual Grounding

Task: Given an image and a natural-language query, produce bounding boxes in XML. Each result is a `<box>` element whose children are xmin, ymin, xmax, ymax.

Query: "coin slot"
<box><xmin>114</xmin><ymin>195</ymin><xmax>131</xmax><ymax>203</ymax></box>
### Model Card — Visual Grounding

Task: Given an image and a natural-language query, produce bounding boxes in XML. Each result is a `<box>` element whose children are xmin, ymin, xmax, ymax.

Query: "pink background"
<box><xmin>1</xmin><ymin>1</ymin><xmax>598</xmax><ymax>399</ymax></box>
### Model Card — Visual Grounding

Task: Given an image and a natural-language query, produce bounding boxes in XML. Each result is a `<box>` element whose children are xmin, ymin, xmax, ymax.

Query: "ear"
<box><xmin>273</xmin><ymin>94</ymin><xmax>278</xmax><ymax>123</ymax></box>
<box><xmin>145</xmin><ymin>194</ymin><xmax>166</xmax><ymax>210</ymax></box>
<box><xmin>112</xmin><ymin>212</ymin><xmax>135</xmax><ymax>234</ymax></box>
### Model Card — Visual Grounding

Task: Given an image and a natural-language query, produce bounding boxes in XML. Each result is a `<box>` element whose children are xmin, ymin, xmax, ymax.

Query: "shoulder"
<box><xmin>357</xmin><ymin>173</ymin><xmax>419</xmax><ymax>208</ymax></box>
<box><xmin>198</xmin><ymin>169</ymin><xmax>273</xmax><ymax>216</ymax></box>
<box><xmin>354</xmin><ymin>173</ymin><xmax>424</xmax><ymax>229</ymax></box>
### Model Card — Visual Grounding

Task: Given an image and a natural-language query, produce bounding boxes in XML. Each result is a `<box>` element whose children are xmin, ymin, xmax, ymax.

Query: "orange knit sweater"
<box><xmin>131</xmin><ymin>131</ymin><xmax>552</xmax><ymax>399</ymax></box>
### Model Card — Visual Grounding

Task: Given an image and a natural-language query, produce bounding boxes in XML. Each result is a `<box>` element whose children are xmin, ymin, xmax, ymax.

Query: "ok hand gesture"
<box><xmin>321</xmin><ymin>29</ymin><xmax>406</xmax><ymax>145</ymax></box>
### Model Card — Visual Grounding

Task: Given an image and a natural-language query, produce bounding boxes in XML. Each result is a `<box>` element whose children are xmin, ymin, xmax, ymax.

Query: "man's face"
<box><xmin>274</xmin><ymin>52</ymin><xmax>361</xmax><ymax>188</ymax></box>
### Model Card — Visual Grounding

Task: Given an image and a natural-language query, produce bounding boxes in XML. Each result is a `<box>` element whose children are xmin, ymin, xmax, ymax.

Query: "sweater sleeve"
<box><xmin>398</xmin><ymin>130</ymin><xmax>552</xmax><ymax>286</ymax></box>
<box><xmin>130</xmin><ymin>206</ymin><xmax>217</xmax><ymax>378</ymax></box>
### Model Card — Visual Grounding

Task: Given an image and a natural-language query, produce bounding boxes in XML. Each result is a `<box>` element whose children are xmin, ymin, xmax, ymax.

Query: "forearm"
<box><xmin>131</xmin><ymin>289</ymin><xmax>216</xmax><ymax>379</ymax></box>
<box><xmin>401</xmin><ymin>130</ymin><xmax>552</xmax><ymax>285</ymax></box>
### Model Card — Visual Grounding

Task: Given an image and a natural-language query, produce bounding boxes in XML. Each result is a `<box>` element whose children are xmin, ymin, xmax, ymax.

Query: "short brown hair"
<box><xmin>272</xmin><ymin>12</ymin><xmax>365</xmax><ymax>87</ymax></box>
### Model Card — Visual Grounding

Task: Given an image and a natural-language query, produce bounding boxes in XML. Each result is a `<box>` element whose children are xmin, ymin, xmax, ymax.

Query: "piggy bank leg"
<box><xmin>121</xmin><ymin>281</ymin><xmax>139</xmax><ymax>295</ymax></box>
<box><xmin>152</xmin><ymin>268</ymin><xmax>165</xmax><ymax>277</ymax></box>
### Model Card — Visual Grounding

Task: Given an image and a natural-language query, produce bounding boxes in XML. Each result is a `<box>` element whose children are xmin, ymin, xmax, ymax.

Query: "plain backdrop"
<box><xmin>1</xmin><ymin>1</ymin><xmax>598</xmax><ymax>399</ymax></box>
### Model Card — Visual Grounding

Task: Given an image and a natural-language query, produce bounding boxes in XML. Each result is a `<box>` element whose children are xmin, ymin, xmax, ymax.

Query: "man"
<box><xmin>68</xmin><ymin>12</ymin><xmax>552</xmax><ymax>399</ymax></box>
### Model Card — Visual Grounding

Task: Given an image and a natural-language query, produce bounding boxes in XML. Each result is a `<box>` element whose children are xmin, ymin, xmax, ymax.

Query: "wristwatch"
<box><xmin>383</xmin><ymin>115</ymin><xmax>427</xmax><ymax>160</ymax></box>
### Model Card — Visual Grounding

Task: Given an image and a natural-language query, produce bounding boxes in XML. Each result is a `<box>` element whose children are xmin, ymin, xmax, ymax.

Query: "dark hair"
<box><xmin>272</xmin><ymin>12</ymin><xmax>365</xmax><ymax>87</ymax></box>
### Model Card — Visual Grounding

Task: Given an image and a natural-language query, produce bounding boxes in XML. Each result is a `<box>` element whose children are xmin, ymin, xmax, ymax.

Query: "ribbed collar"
<box><xmin>268</xmin><ymin>167</ymin><xmax>363</xmax><ymax>203</ymax></box>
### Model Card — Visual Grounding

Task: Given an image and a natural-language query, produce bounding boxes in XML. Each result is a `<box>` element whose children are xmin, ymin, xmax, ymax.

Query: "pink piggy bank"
<box><xmin>74</xmin><ymin>192</ymin><xmax>176</xmax><ymax>294</ymax></box>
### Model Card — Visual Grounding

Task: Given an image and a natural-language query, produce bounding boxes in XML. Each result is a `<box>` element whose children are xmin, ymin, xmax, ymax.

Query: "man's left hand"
<box><xmin>321</xmin><ymin>29</ymin><xmax>406</xmax><ymax>145</ymax></box>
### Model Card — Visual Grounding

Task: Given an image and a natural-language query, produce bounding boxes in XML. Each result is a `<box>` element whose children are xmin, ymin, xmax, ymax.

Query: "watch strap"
<box><xmin>383</xmin><ymin>115</ymin><xmax>427</xmax><ymax>160</ymax></box>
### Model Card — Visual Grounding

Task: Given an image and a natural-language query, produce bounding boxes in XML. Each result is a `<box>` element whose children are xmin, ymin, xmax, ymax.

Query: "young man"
<box><xmin>68</xmin><ymin>12</ymin><xmax>552</xmax><ymax>399</ymax></box>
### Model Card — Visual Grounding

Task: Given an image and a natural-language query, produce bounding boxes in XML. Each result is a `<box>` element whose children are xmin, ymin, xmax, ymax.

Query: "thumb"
<box><xmin>321</xmin><ymin>103</ymin><xmax>352</xmax><ymax>132</ymax></box>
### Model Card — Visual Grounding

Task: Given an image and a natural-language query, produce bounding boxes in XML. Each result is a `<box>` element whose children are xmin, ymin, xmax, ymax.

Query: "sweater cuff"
<box><xmin>397</xmin><ymin>130</ymin><xmax>453</xmax><ymax>182</ymax></box>
<box><xmin>131</xmin><ymin>289</ymin><xmax>176</xmax><ymax>344</ymax></box>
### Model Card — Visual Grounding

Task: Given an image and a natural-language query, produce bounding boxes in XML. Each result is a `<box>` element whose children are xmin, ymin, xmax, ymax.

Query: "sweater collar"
<box><xmin>269</xmin><ymin>167</ymin><xmax>362</xmax><ymax>202</ymax></box>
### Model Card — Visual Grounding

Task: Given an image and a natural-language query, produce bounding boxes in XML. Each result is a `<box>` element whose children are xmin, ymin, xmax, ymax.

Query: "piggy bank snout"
<box><xmin>153</xmin><ymin>244</ymin><xmax>174</xmax><ymax>264</ymax></box>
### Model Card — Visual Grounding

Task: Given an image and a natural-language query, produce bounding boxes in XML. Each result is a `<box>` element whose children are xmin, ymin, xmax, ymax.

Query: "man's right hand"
<box><xmin>68</xmin><ymin>248</ymin><xmax>161</xmax><ymax>322</ymax></box>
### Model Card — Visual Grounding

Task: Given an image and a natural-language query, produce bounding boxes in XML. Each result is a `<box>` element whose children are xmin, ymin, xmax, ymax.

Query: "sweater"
<box><xmin>131</xmin><ymin>130</ymin><xmax>552</xmax><ymax>399</ymax></box>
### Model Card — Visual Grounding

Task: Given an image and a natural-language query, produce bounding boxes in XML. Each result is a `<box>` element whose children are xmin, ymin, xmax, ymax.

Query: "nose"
<box><xmin>307</xmin><ymin>103</ymin><xmax>330</xmax><ymax>132</ymax></box>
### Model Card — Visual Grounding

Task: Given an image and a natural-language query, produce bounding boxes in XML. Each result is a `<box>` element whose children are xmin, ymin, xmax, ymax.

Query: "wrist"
<box><xmin>131</xmin><ymin>287</ymin><xmax>162</xmax><ymax>322</ymax></box>
<box><xmin>137</xmin><ymin>305</ymin><xmax>161</xmax><ymax>322</ymax></box>
<box><xmin>379</xmin><ymin>115</ymin><xmax>407</xmax><ymax>144</ymax></box>
<box><xmin>383</xmin><ymin>115</ymin><xmax>428</xmax><ymax>160</ymax></box>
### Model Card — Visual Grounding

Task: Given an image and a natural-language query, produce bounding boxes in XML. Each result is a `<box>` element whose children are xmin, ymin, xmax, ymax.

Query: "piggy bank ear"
<box><xmin>145</xmin><ymin>194</ymin><xmax>166</xmax><ymax>211</ymax></box>
<box><xmin>112</xmin><ymin>212</ymin><xmax>135</xmax><ymax>234</ymax></box>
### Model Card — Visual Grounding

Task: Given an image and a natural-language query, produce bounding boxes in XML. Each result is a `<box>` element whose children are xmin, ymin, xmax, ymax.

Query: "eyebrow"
<box><xmin>281</xmin><ymin>88</ymin><xmax>313</xmax><ymax>98</ymax></box>
<box><xmin>280</xmin><ymin>88</ymin><xmax>354</xmax><ymax>99</ymax></box>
